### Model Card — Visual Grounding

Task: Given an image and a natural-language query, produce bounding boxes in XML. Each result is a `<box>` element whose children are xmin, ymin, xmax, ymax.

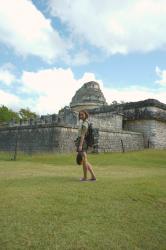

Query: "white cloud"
<box><xmin>155</xmin><ymin>66</ymin><xmax>166</xmax><ymax>86</ymax></box>
<box><xmin>0</xmin><ymin>63</ymin><xmax>17</xmax><ymax>85</ymax></box>
<box><xmin>48</xmin><ymin>0</ymin><xmax>166</xmax><ymax>54</ymax></box>
<box><xmin>66</xmin><ymin>50</ymin><xmax>91</xmax><ymax>66</ymax></box>
<box><xmin>0</xmin><ymin>0</ymin><xmax>68</xmax><ymax>62</ymax></box>
<box><xmin>103</xmin><ymin>86</ymin><xmax>166</xmax><ymax>105</ymax></box>
<box><xmin>0</xmin><ymin>88</ymin><xmax>38</xmax><ymax>113</ymax></box>
<box><xmin>20</xmin><ymin>68</ymin><xmax>100</xmax><ymax>114</ymax></box>
<box><xmin>0</xmin><ymin>69</ymin><xmax>16</xmax><ymax>85</ymax></box>
<box><xmin>0</xmin><ymin>89</ymin><xmax>21</xmax><ymax>108</ymax></box>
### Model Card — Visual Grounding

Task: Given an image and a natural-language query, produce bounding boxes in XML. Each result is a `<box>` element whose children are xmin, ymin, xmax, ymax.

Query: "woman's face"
<box><xmin>79</xmin><ymin>112</ymin><xmax>86</xmax><ymax>121</ymax></box>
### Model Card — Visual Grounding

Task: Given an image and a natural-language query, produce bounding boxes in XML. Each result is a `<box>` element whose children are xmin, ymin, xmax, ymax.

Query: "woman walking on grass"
<box><xmin>76</xmin><ymin>110</ymin><xmax>96</xmax><ymax>182</ymax></box>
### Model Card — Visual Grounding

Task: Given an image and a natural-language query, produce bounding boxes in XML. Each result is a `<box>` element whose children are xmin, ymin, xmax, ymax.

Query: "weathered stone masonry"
<box><xmin>0</xmin><ymin>124</ymin><xmax>144</xmax><ymax>154</ymax></box>
<box><xmin>0</xmin><ymin>124</ymin><xmax>78</xmax><ymax>154</ymax></box>
<box><xmin>89</xmin><ymin>98</ymin><xmax>166</xmax><ymax>149</ymax></box>
<box><xmin>95</xmin><ymin>130</ymin><xmax>144</xmax><ymax>153</ymax></box>
<box><xmin>124</xmin><ymin>120</ymin><xmax>166</xmax><ymax>149</ymax></box>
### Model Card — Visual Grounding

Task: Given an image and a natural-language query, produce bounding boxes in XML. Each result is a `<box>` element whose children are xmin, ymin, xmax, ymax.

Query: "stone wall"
<box><xmin>0</xmin><ymin>124</ymin><xmax>78</xmax><ymax>154</ymax></box>
<box><xmin>124</xmin><ymin>120</ymin><xmax>166</xmax><ymax>149</ymax></box>
<box><xmin>89</xmin><ymin>113</ymin><xmax>122</xmax><ymax>131</ymax></box>
<box><xmin>87</xmin><ymin>99</ymin><xmax>166</xmax><ymax>150</ymax></box>
<box><xmin>95</xmin><ymin>129</ymin><xmax>144</xmax><ymax>153</ymax></box>
<box><xmin>123</xmin><ymin>106</ymin><xmax>166</xmax><ymax>122</ymax></box>
<box><xmin>0</xmin><ymin>123</ymin><xmax>144</xmax><ymax>154</ymax></box>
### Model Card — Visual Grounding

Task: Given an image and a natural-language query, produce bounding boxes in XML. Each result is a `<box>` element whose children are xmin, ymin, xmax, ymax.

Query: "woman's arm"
<box><xmin>78</xmin><ymin>134</ymin><xmax>85</xmax><ymax>151</ymax></box>
<box><xmin>78</xmin><ymin>125</ymin><xmax>87</xmax><ymax>151</ymax></box>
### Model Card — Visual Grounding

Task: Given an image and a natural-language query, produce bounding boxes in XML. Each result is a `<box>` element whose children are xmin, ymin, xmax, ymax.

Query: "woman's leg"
<box><xmin>81</xmin><ymin>152</ymin><xmax>88</xmax><ymax>180</ymax></box>
<box><xmin>87</xmin><ymin>162</ymin><xmax>96</xmax><ymax>179</ymax></box>
<box><xmin>82</xmin><ymin>152</ymin><xmax>96</xmax><ymax>180</ymax></box>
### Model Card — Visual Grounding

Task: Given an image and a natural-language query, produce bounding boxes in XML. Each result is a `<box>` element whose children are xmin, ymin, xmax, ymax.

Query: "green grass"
<box><xmin>0</xmin><ymin>150</ymin><xmax>166</xmax><ymax>250</ymax></box>
<box><xmin>1</xmin><ymin>149</ymin><xmax>166</xmax><ymax>167</ymax></box>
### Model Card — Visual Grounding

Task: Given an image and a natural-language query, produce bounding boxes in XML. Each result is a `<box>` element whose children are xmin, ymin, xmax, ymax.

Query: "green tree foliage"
<box><xmin>19</xmin><ymin>108</ymin><xmax>38</xmax><ymax>120</ymax></box>
<box><xmin>111</xmin><ymin>100</ymin><xmax>126</xmax><ymax>106</ymax></box>
<box><xmin>0</xmin><ymin>106</ymin><xmax>38</xmax><ymax>123</ymax></box>
<box><xmin>111</xmin><ymin>100</ymin><xmax>118</xmax><ymax>105</ymax></box>
<box><xmin>0</xmin><ymin>105</ymin><xmax>19</xmax><ymax>122</ymax></box>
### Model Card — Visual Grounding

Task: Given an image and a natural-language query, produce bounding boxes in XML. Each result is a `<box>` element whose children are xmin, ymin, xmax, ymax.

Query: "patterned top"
<box><xmin>78</xmin><ymin>120</ymin><xmax>89</xmax><ymax>137</ymax></box>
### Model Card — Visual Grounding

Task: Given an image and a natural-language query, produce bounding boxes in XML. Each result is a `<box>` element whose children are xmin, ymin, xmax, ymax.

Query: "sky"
<box><xmin>0</xmin><ymin>0</ymin><xmax>166</xmax><ymax>115</ymax></box>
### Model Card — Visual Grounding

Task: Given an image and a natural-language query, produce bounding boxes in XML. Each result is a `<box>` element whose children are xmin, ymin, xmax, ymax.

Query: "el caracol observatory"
<box><xmin>70</xmin><ymin>81</ymin><xmax>107</xmax><ymax>111</ymax></box>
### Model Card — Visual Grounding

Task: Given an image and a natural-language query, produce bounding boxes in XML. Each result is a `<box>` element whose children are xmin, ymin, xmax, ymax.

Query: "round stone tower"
<box><xmin>70</xmin><ymin>81</ymin><xmax>107</xmax><ymax>111</ymax></box>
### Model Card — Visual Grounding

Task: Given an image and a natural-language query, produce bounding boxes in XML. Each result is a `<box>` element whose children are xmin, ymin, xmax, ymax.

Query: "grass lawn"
<box><xmin>0</xmin><ymin>150</ymin><xmax>166</xmax><ymax>250</ymax></box>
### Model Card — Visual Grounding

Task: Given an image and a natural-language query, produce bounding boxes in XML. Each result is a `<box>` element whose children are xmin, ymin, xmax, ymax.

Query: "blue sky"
<box><xmin>0</xmin><ymin>0</ymin><xmax>166</xmax><ymax>115</ymax></box>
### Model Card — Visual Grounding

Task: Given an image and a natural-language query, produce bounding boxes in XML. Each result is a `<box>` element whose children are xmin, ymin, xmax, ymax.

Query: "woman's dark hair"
<box><xmin>79</xmin><ymin>110</ymin><xmax>89</xmax><ymax>119</ymax></box>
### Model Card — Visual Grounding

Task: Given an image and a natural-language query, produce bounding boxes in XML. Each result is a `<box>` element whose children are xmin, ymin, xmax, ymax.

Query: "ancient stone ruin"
<box><xmin>70</xmin><ymin>81</ymin><xmax>107</xmax><ymax>111</ymax></box>
<box><xmin>0</xmin><ymin>81</ymin><xmax>166</xmax><ymax>154</ymax></box>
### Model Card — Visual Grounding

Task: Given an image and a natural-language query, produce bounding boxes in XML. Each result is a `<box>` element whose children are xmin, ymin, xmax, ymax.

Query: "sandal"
<box><xmin>88</xmin><ymin>178</ymin><xmax>96</xmax><ymax>181</ymax></box>
<box><xmin>80</xmin><ymin>178</ymin><xmax>88</xmax><ymax>181</ymax></box>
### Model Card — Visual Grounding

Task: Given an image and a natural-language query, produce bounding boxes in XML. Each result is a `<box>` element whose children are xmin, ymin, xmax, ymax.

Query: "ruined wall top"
<box><xmin>89</xmin><ymin>99</ymin><xmax>166</xmax><ymax>122</ymax></box>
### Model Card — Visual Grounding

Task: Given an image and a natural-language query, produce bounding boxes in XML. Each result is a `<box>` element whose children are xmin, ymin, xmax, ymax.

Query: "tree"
<box><xmin>19</xmin><ymin>108</ymin><xmax>38</xmax><ymax>120</ymax></box>
<box><xmin>111</xmin><ymin>100</ymin><xmax>126</xmax><ymax>105</ymax></box>
<box><xmin>0</xmin><ymin>105</ymin><xmax>19</xmax><ymax>122</ymax></box>
<box><xmin>111</xmin><ymin>100</ymin><xmax>118</xmax><ymax>105</ymax></box>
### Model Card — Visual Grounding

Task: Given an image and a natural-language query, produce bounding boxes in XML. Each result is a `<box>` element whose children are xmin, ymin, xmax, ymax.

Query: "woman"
<box><xmin>76</xmin><ymin>110</ymin><xmax>96</xmax><ymax>181</ymax></box>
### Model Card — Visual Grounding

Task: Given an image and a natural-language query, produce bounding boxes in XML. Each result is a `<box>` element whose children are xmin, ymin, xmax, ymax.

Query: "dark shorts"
<box><xmin>75</xmin><ymin>137</ymin><xmax>88</xmax><ymax>152</ymax></box>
